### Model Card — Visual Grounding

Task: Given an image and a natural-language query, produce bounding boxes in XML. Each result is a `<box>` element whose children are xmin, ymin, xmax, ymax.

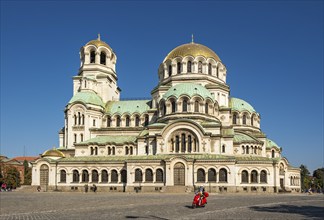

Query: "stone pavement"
<box><xmin>0</xmin><ymin>191</ymin><xmax>323</xmax><ymax>220</ymax></box>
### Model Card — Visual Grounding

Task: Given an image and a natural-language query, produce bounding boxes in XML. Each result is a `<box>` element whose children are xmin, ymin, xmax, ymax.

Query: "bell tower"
<box><xmin>73</xmin><ymin>34</ymin><xmax>120</xmax><ymax>102</ymax></box>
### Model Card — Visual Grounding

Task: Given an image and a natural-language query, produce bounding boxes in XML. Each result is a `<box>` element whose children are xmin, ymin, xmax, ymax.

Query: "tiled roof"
<box><xmin>68</xmin><ymin>91</ymin><xmax>105</xmax><ymax>107</ymax></box>
<box><xmin>105</xmin><ymin>100</ymin><xmax>151</xmax><ymax>115</ymax></box>
<box><xmin>163</xmin><ymin>83</ymin><xmax>214</xmax><ymax>101</ymax></box>
<box><xmin>77</xmin><ymin>135</ymin><xmax>138</xmax><ymax>145</ymax></box>
<box><xmin>233</xmin><ymin>132</ymin><xmax>262</xmax><ymax>144</ymax></box>
<box><xmin>230</xmin><ymin>97</ymin><xmax>256</xmax><ymax>113</ymax></box>
<box><xmin>11</xmin><ymin>156</ymin><xmax>39</xmax><ymax>162</ymax></box>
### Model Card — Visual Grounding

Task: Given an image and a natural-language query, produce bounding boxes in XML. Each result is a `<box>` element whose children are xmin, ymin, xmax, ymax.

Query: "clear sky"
<box><xmin>1</xmin><ymin>1</ymin><xmax>323</xmax><ymax>172</ymax></box>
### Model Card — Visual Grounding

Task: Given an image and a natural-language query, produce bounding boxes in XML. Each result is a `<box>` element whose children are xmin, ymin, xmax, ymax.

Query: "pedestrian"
<box><xmin>92</xmin><ymin>184</ymin><xmax>97</xmax><ymax>193</ymax></box>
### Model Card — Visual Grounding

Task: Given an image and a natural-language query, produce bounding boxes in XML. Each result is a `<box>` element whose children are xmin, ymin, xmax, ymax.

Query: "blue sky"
<box><xmin>1</xmin><ymin>1</ymin><xmax>323</xmax><ymax>172</ymax></box>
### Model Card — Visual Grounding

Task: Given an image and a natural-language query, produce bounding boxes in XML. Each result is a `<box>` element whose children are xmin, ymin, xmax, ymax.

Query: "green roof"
<box><xmin>78</xmin><ymin>135</ymin><xmax>137</xmax><ymax>145</ymax></box>
<box><xmin>106</xmin><ymin>100</ymin><xmax>151</xmax><ymax>115</ymax></box>
<box><xmin>69</xmin><ymin>91</ymin><xmax>104</xmax><ymax>107</ymax></box>
<box><xmin>230</xmin><ymin>97</ymin><xmax>256</xmax><ymax>113</ymax></box>
<box><xmin>266</xmin><ymin>138</ymin><xmax>281</xmax><ymax>150</ymax></box>
<box><xmin>163</xmin><ymin>83</ymin><xmax>214</xmax><ymax>101</ymax></box>
<box><xmin>233</xmin><ymin>132</ymin><xmax>261</xmax><ymax>144</ymax></box>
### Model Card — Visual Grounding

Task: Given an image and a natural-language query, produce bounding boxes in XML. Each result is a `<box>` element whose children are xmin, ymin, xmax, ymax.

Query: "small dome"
<box><xmin>69</xmin><ymin>91</ymin><xmax>105</xmax><ymax>107</ymax></box>
<box><xmin>230</xmin><ymin>97</ymin><xmax>256</xmax><ymax>113</ymax></box>
<box><xmin>163</xmin><ymin>83</ymin><xmax>214</xmax><ymax>100</ymax></box>
<box><xmin>85</xmin><ymin>34</ymin><xmax>112</xmax><ymax>50</ymax></box>
<box><xmin>163</xmin><ymin>42</ymin><xmax>221</xmax><ymax>62</ymax></box>
<box><xmin>41</xmin><ymin>148</ymin><xmax>65</xmax><ymax>158</ymax></box>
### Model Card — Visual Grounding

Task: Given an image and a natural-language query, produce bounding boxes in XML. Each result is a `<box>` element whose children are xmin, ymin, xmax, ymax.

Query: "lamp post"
<box><xmin>54</xmin><ymin>161</ymin><xmax>58</xmax><ymax>191</ymax></box>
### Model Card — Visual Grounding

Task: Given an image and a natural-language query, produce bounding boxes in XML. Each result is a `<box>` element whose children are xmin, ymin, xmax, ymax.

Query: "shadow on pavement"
<box><xmin>250</xmin><ymin>205</ymin><xmax>324</xmax><ymax>219</ymax></box>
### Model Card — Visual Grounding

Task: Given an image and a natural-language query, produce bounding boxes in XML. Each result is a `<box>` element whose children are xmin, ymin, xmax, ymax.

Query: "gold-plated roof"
<box><xmin>41</xmin><ymin>148</ymin><xmax>65</xmax><ymax>158</ymax></box>
<box><xmin>85</xmin><ymin>34</ymin><xmax>112</xmax><ymax>50</ymax></box>
<box><xmin>163</xmin><ymin>43</ymin><xmax>221</xmax><ymax>62</ymax></box>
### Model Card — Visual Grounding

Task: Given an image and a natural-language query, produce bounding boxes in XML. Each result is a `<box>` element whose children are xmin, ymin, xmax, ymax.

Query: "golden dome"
<box><xmin>41</xmin><ymin>148</ymin><xmax>65</xmax><ymax>158</ymax></box>
<box><xmin>163</xmin><ymin>42</ymin><xmax>221</xmax><ymax>62</ymax></box>
<box><xmin>85</xmin><ymin>34</ymin><xmax>112</xmax><ymax>50</ymax></box>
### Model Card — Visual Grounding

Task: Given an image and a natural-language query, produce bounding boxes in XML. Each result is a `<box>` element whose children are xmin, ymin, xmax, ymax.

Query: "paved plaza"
<box><xmin>0</xmin><ymin>191</ymin><xmax>323</xmax><ymax>220</ymax></box>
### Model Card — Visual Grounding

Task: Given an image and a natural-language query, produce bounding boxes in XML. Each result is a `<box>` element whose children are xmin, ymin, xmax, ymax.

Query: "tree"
<box><xmin>1</xmin><ymin>166</ymin><xmax>21</xmax><ymax>189</ymax></box>
<box><xmin>23</xmin><ymin>160</ymin><xmax>32</xmax><ymax>185</ymax></box>
<box><xmin>300</xmin><ymin>164</ymin><xmax>311</xmax><ymax>191</ymax></box>
<box><xmin>313</xmin><ymin>168</ymin><xmax>324</xmax><ymax>190</ymax></box>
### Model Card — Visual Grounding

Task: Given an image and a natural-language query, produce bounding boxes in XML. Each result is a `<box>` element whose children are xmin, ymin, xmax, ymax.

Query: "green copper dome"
<box><xmin>69</xmin><ymin>91</ymin><xmax>104</xmax><ymax>107</ymax></box>
<box><xmin>163</xmin><ymin>83</ymin><xmax>214</xmax><ymax>100</ymax></box>
<box><xmin>230</xmin><ymin>97</ymin><xmax>256</xmax><ymax>113</ymax></box>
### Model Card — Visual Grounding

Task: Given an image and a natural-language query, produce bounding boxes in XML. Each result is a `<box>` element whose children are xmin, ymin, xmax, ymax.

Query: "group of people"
<box><xmin>1</xmin><ymin>183</ymin><xmax>10</xmax><ymax>192</ymax></box>
<box><xmin>84</xmin><ymin>184</ymin><xmax>97</xmax><ymax>193</ymax></box>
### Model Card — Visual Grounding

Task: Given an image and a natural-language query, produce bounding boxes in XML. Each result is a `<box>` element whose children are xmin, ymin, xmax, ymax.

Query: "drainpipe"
<box><xmin>54</xmin><ymin>161</ymin><xmax>58</xmax><ymax>191</ymax></box>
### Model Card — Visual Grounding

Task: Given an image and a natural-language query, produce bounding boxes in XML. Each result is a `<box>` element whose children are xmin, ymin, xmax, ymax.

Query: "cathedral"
<box><xmin>32</xmin><ymin>35</ymin><xmax>301</xmax><ymax>193</ymax></box>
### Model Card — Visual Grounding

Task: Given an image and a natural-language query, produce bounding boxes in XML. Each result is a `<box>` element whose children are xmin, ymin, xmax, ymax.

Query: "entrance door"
<box><xmin>40</xmin><ymin>164</ymin><xmax>49</xmax><ymax>191</ymax></box>
<box><xmin>174</xmin><ymin>162</ymin><xmax>185</xmax><ymax>185</ymax></box>
<box><xmin>280</xmin><ymin>178</ymin><xmax>284</xmax><ymax>189</ymax></box>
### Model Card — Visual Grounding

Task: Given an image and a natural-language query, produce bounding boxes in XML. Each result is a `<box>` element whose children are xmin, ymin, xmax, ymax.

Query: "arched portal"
<box><xmin>40</xmin><ymin>164</ymin><xmax>49</xmax><ymax>191</ymax></box>
<box><xmin>173</xmin><ymin>162</ymin><xmax>185</xmax><ymax>185</ymax></box>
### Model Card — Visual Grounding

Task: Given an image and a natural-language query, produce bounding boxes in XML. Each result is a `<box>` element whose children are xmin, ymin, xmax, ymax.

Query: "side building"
<box><xmin>32</xmin><ymin>36</ymin><xmax>301</xmax><ymax>193</ymax></box>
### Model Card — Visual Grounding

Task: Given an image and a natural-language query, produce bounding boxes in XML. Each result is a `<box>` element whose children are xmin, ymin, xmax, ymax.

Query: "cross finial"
<box><xmin>191</xmin><ymin>34</ymin><xmax>194</xmax><ymax>43</ymax></box>
<box><xmin>97</xmin><ymin>33</ymin><xmax>101</xmax><ymax>41</ymax></box>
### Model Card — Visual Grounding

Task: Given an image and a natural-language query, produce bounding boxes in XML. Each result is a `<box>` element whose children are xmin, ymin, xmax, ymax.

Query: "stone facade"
<box><xmin>32</xmin><ymin>36</ymin><xmax>301</xmax><ymax>193</ymax></box>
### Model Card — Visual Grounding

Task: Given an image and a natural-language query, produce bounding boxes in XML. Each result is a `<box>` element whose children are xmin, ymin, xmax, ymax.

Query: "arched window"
<box><xmin>208</xmin><ymin>63</ymin><xmax>212</xmax><ymax>75</ymax></box>
<box><xmin>260</xmin><ymin>170</ymin><xmax>267</xmax><ymax>183</ymax></box>
<box><xmin>82</xmin><ymin>114</ymin><xmax>84</xmax><ymax>125</ymax></box>
<box><xmin>82</xmin><ymin>170</ymin><xmax>89</xmax><ymax>182</ymax></box>
<box><xmin>78</xmin><ymin>112</ymin><xmax>81</xmax><ymax>125</ymax></box>
<box><xmin>135</xmin><ymin>169</ymin><xmax>142</xmax><ymax>182</ymax></box>
<box><xmin>208</xmin><ymin>168</ymin><xmax>216</xmax><ymax>182</ymax></box>
<box><xmin>116</xmin><ymin>116</ymin><xmax>121</xmax><ymax>127</ymax></box>
<box><xmin>205</xmin><ymin>103</ymin><xmax>209</xmax><ymax>114</ymax></box>
<box><xmin>101</xmin><ymin>170</ymin><xmax>108</xmax><ymax>182</ymax></box>
<box><xmin>145</xmin><ymin>169</ymin><xmax>153</xmax><ymax>182</ymax></box>
<box><xmin>219</xmin><ymin>168</ymin><xmax>227</xmax><ymax>182</ymax></box>
<box><xmin>162</xmin><ymin>102</ymin><xmax>166</xmax><ymax>116</ymax></box>
<box><xmin>100</xmin><ymin>52</ymin><xmax>106</xmax><ymax>65</ymax></box>
<box><xmin>251</xmin><ymin>115</ymin><xmax>254</xmax><ymax>126</ymax></box>
<box><xmin>241</xmin><ymin>170</ymin><xmax>248</xmax><ymax>183</ymax></box>
<box><xmin>80</xmin><ymin>134</ymin><xmax>83</xmax><ymax>142</ymax></box>
<box><xmin>242</xmin><ymin>146</ymin><xmax>245</xmax><ymax>154</ymax></box>
<box><xmin>125</xmin><ymin>116</ymin><xmax>130</xmax><ymax>127</ymax></box>
<box><xmin>194</xmin><ymin>100</ymin><xmax>199</xmax><ymax>112</ymax></box>
<box><xmin>177</xmin><ymin>62</ymin><xmax>181</xmax><ymax>74</ymax></box>
<box><xmin>74</xmin><ymin>134</ymin><xmax>77</xmax><ymax>143</ymax></box>
<box><xmin>171</xmin><ymin>100</ymin><xmax>176</xmax><ymax>113</ymax></box>
<box><xmin>233</xmin><ymin>113</ymin><xmax>237</xmax><ymax>124</ymax></box>
<box><xmin>175</xmin><ymin>136</ymin><xmax>180</xmax><ymax>152</ymax></box>
<box><xmin>125</xmin><ymin>146</ymin><xmax>129</xmax><ymax>155</ymax></box>
<box><xmin>92</xmin><ymin>170</ymin><xmax>99</xmax><ymax>183</ymax></box>
<box><xmin>246</xmin><ymin>146</ymin><xmax>250</xmax><ymax>154</ymax></box>
<box><xmin>94</xmin><ymin>147</ymin><xmax>98</xmax><ymax>155</ymax></box>
<box><xmin>74</xmin><ymin>115</ymin><xmax>77</xmax><ymax>125</ymax></box>
<box><xmin>181</xmin><ymin>133</ymin><xmax>186</xmax><ymax>152</ymax></box>
<box><xmin>107</xmin><ymin>116</ymin><xmax>112</xmax><ymax>127</ymax></box>
<box><xmin>187</xmin><ymin>61</ymin><xmax>192</xmax><ymax>72</ymax></box>
<box><xmin>272</xmin><ymin>150</ymin><xmax>275</xmax><ymax>158</ymax></box>
<box><xmin>108</xmin><ymin>147</ymin><xmax>111</xmax><ymax>155</ymax></box>
<box><xmin>222</xmin><ymin>145</ymin><xmax>226</xmax><ymax>153</ymax></box>
<box><xmin>216</xmin><ymin>65</ymin><xmax>219</xmax><ymax>77</ymax></box>
<box><xmin>60</xmin><ymin>170</ymin><xmax>66</xmax><ymax>183</ymax></box>
<box><xmin>72</xmin><ymin>170</ymin><xmax>79</xmax><ymax>182</ymax></box>
<box><xmin>112</xmin><ymin>147</ymin><xmax>115</xmax><ymax>155</ymax></box>
<box><xmin>144</xmin><ymin>115</ymin><xmax>149</xmax><ymax>126</ymax></box>
<box><xmin>198</xmin><ymin>61</ymin><xmax>203</xmax><ymax>73</ymax></box>
<box><xmin>243</xmin><ymin>115</ymin><xmax>247</xmax><ymax>125</ymax></box>
<box><xmin>182</xmin><ymin>99</ymin><xmax>188</xmax><ymax>112</ymax></box>
<box><xmin>188</xmin><ymin>135</ymin><xmax>192</xmax><ymax>152</ymax></box>
<box><xmin>90</xmin><ymin>51</ymin><xmax>96</xmax><ymax>63</ymax></box>
<box><xmin>135</xmin><ymin>116</ymin><xmax>140</xmax><ymax>127</ymax></box>
<box><xmin>197</xmin><ymin>169</ymin><xmax>205</xmax><ymax>182</ymax></box>
<box><xmin>156</xmin><ymin>169</ymin><xmax>163</xmax><ymax>182</ymax></box>
<box><xmin>251</xmin><ymin>170</ymin><xmax>258</xmax><ymax>183</ymax></box>
<box><xmin>111</xmin><ymin>170</ymin><xmax>118</xmax><ymax>183</ymax></box>
<box><xmin>168</xmin><ymin>65</ymin><xmax>172</xmax><ymax>76</ymax></box>
<box><xmin>130</xmin><ymin>147</ymin><xmax>133</xmax><ymax>155</ymax></box>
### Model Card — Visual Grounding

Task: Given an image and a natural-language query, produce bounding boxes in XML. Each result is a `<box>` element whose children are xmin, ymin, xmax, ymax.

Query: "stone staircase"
<box><xmin>163</xmin><ymin>186</ymin><xmax>193</xmax><ymax>193</ymax></box>
<box><xmin>14</xmin><ymin>185</ymin><xmax>38</xmax><ymax>192</ymax></box>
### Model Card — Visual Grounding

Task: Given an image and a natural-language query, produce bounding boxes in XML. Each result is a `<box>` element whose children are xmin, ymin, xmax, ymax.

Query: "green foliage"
<box><xmin>23</xmin><ymin>160</ymin><xmax>32</xmax><ymax>185</ymax></box>
<box><xmin>312</xmin><ymin>168</ymin><xmax>324</xmax><ymax>189</ymax></box>
<box><xmin>300</xmin><ymin>164</ymin><xmax>311</xmax><ymax>191</ymax></box>
<box><xmin>0</xmin><ymin>166</ymin><xmax>21</xmax><ymax>188</ymax></box>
